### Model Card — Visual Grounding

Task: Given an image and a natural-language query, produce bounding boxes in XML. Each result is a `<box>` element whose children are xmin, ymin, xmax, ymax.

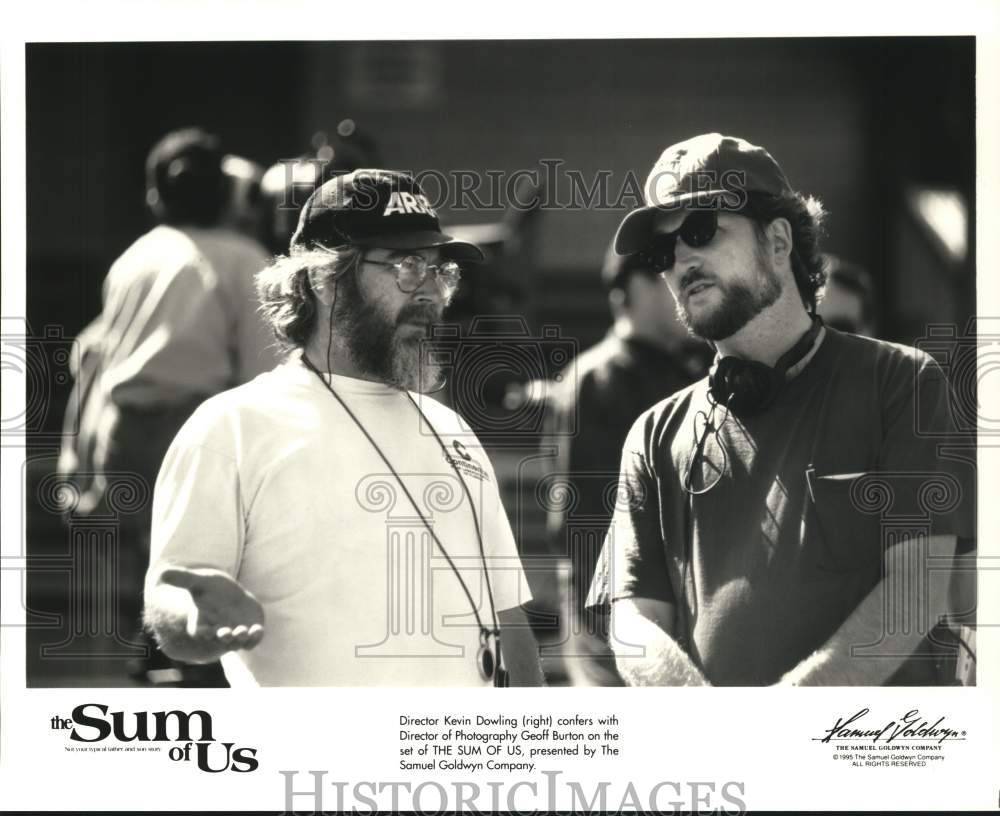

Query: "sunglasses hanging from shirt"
<box><xmin>685</xmin><ymin>317</ymin><xmax>825</xmax><ymax>495</ymax></box>
<box><xmin>301</xmin><ymin>354</ymin><xmax>508</xmax><ymax>687</ymax></box>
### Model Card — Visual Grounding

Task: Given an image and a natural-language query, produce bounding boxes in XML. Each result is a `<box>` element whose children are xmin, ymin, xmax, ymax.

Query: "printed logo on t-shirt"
<box><xmin>444</xmin><ymin>440</ymin><xmax>490</xmax><ymax>482</ymax></box>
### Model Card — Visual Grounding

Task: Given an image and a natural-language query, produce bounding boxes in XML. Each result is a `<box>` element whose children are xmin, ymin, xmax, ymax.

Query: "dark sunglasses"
<box><xmin>639</xmin><ymin>209</ymin><xmax>719</xmax><ymax>274</ymax></box>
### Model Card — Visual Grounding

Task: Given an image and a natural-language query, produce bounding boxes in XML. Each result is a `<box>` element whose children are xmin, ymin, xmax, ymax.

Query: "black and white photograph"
<box><xmin>2</xmin><ymin>2</ymin><xmax>998</xmax><ymax>812</ymax></box>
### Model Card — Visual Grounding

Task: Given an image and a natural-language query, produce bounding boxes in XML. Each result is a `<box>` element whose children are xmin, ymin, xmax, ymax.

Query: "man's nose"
<box><xmin>412</xmin><ymin>270</ymin><xmax>445</xmax><ymax>304</ymax></box>
<box><xmin>673</xmin><ymin>240</ymin><xmax>703</xmax><ymax>279</ymax></box>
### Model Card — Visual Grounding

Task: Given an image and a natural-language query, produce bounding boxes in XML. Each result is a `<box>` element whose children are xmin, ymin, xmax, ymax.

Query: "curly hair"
<box><xmin>255</xmin><ymin>245</ymin><xmax>361</xmax><ymax>349</ymax></box>
<box><xmin>742</xmin><ymin>191</ymin><xmax>828</xmax><ymax>312</ymax></box>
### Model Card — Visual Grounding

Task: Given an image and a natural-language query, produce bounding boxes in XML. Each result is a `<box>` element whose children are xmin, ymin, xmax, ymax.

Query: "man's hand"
<box><xmin>146</xmin><ymin>567</ymin><xmax>265</xmax><ymax>664</ymax></box>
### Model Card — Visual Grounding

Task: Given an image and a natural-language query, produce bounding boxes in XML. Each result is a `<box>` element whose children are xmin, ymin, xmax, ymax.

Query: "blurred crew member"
<box><xmin>260</xmin><ymin>120</ymin><xmax>380</xmax><ymax>255</ymax></box>
<box><xmin>220</xmin><ymin>154</ymin><xmax>267</xmax><ymax>243</ymax></box>
<box><xmin>58</xmin><ymin>128</ymin><xmax>282</xmax><ymax>674</ymax></box>
<box><xmin>817</xmin><ymin>254</ymin><xmax>876</xmax><ymax>336</ymax></box>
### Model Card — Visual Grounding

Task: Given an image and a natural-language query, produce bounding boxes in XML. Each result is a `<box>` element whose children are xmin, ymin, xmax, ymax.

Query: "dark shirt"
<box><xmin>587</xmin><ymin>328</ymin><xmax>975</xmax><ymax>685</ymax></box>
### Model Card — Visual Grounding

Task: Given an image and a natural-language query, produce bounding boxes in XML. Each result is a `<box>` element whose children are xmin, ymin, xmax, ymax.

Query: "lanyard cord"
<box><xmin>300</xmin><ymin>354</ymin><xmax>501</xmax><ymax>645</ymax></box>
<box><xmin>402</xmin><ymin>391</ymin><xmax>500</xmax><ymax>638</ymax></box>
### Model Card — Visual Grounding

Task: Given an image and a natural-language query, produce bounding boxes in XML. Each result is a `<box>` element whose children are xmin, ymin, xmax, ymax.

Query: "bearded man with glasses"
<box><xmin>586</xmin><ymin>134</ymin><xmax>975</xmax><ymax>687</ymax></box>
<box><xmin>142</xmin><ymin>170</ymin><xmax>543</xmax><ymax>687</ymax></box>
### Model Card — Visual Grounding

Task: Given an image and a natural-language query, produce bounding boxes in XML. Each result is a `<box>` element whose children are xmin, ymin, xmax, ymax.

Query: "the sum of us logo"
<box><xmin>383</xmin><ymin>191</ymin><xmax>437</xmax><ymax>217</ymax></box>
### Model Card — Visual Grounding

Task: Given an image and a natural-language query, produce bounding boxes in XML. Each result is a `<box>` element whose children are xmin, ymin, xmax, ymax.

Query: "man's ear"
<box><xmin>309</xmin><ymin>267</ymin><xmax>338</xmax><ymax>307</ymax></box>
<box><xmin>608</xmin><ymin>286</ymin><xmax>628</xmax><ymax>318</ymax></box>
<box><xmin>768</xmin><ymin>217</ymin><xmax>794</xmax><ymax>264</ymax></box>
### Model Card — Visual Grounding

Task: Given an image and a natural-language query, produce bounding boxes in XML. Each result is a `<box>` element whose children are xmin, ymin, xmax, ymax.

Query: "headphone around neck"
<box><xmin>707</xmin><ymin>316</ymin><xmax>824</xmax><ymax>418</ymax></box>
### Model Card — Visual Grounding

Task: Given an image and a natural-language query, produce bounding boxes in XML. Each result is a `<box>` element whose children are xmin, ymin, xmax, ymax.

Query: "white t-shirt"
<box><xmin>149</xmin><ymin>357</ymin><xmax>531</xmax><ymax>687</ymax></box>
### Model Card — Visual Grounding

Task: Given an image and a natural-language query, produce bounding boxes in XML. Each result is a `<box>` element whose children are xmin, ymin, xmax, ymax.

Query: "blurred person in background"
<box><xmin>260</xmin><ymin>119</ymin><xmax>381</xmax><ymax>256</ymax></box>
<box><xmin>817</xmin><ymin>253</ymin><xmax>876</xmax><ymax>337</ymax></box>
<box><xmin>220</xmin><ymin>153</ymin><xmax>267</xmax><ymax>244</ymax></box>
<box><xmin>57</xmin><ymin>127</ymin><xmax>283</xmax><ymax>683</ymax></box>
<box><xmin>543</xmin><ymin>244</ymin><xmax>709</xmax><ymax>685</ymax></box>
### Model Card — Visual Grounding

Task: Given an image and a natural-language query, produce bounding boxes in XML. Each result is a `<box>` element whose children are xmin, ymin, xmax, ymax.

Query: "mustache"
<box><xmin>679</xmin><ymin>269</ymin><xmax>713</xmax><ymax>292</ymax></box>
<box><xmin>396</xmin><ymin>302</ymin><xmax>443</xmax><ymax>327</ymax></box>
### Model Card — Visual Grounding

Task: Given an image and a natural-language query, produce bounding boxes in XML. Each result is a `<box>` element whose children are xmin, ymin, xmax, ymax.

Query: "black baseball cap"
<box><xmin>614</xmin><ymin>133</ymin><xmax>793</xmax><ymax>255</ymax></box>
<box><xmin>290</xmin><ymin>169</ymin><xmax>484</xmax><ymax>262</ymax></box>
<box><xmin>146</xmin><ymin>127</ymin><xmax>225</xmax><ymax>194</ymax></box>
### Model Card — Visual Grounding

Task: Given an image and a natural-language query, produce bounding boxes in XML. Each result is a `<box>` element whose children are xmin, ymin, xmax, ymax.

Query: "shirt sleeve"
<box><xmin>148</xmin><ymin>415</ymin><xmax>247</xmax><ymax>581</ymax></box>
<box><xmin>586</xmin><ymin>415</ymin><xmax>674</xmax><ymax>608</ymax></box>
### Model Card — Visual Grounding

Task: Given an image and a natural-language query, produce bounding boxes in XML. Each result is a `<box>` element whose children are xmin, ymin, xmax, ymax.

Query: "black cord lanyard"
<box><xmin>301</xmin><ymin>354</ymin><xmax>506</xmax><ymax>686</ymax></box>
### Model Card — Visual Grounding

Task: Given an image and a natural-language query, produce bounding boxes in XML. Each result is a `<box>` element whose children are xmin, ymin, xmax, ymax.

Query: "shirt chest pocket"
<box><xmin>807</xmin><ymin>469</ymin><xmax>885</xmax><ymax>573</ymax></box>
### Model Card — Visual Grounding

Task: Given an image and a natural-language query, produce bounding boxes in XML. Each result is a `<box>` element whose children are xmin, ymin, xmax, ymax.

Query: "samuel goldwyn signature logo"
<box><xmin>818</xmin><ymin>708</ymin><xmax>963</xmax><ymax>745</ymax></box>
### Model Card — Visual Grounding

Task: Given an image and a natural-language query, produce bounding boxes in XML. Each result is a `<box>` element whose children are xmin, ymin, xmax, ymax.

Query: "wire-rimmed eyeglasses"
<box><xmin>683</xmin><ymin>394</ymin><xmax>730</xmax><ymax>495</ymax></box>
<box><xmin>365</xmin><ymin>254</ymin><xmax>462</xmax><ymax>295</ymax></box>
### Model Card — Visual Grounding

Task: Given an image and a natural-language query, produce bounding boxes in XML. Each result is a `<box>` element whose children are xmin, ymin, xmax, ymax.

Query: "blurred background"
<box><xmin>21</xmin><ymin>37</ymin><xmax>976</xmax><ymax>685</ymax></box>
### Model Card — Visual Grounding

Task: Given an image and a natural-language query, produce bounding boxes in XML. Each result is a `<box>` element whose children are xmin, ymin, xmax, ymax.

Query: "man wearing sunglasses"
<box><xmin>143</xmin><ymin>170</ymin><xmax>543</xmax><ymax>687</ymax></box>
<box><xmin>587</xmin><ymin>134</ymin><xmax>974</xmax><ymax>687</ymax></box>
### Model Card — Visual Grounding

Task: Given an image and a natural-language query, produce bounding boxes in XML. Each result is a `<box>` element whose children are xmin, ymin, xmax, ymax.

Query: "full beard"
<box><xmin>334</xmin><ymin>273</ymin><xmax>444</xmax><ymax>393</ymax></box>
<box><xmin>676</xmin><ymin>248</ymin><xmax>783</xmax><ymax>341</ymax></box>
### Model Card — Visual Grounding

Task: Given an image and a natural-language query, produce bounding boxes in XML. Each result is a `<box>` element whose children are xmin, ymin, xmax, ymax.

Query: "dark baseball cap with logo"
<box><xmin>614</xmin><ymin>133</ymin><xmax>793</xmax><ymax>255</ymax></box>
<box><xmin>290</xmin><ymin>169</ymin><xmax>484</xmax><ymax>262</ymax></box>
